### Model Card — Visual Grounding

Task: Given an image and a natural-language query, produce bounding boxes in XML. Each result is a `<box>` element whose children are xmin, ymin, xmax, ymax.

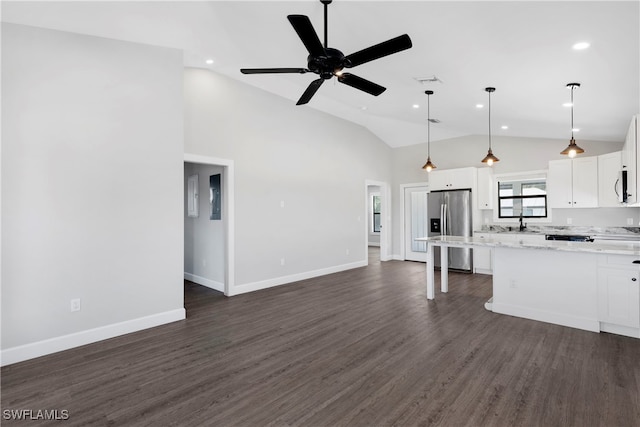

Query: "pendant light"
<box><xmin>421</xmin><ymin>90</ymin><xmax>437</xmax><ymax>172</ymax></box>
<box><xmin>481</xmin><ymin>87</ymin><xmax>499</xmax><ymax>166</ymax></box>
<box><xmin>560</xmin><ymin>82</ymin><xmax>585</xmax><ymax>158</ymax></box>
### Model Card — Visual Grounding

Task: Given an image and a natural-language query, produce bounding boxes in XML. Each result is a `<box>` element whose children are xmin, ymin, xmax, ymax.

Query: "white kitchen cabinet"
<box><xmin>473</xmin><ymin>233</ymin><xmax>493</xmax><ymax>274</ymax></box>
<box><xmin>548</xmin><ymin>157</ymin><xmax>598</xmax><ymax>208</ymax></box>
<box><xmin>598</xmin><ymin>151</ymin><xmax>623</xmax><ymax>207</ymax></box>
<box><xmin>477</xmin><ymin>168</ymin><xmax>494</xmax><ymax>209</ymax></box>
<box><xmin>429</xmin><ymin>167</ymin><xmax>476</xmax><ymax>191</ymax></box>
<box><xmin>621</xmin><ymin>115</ymin><xmax>638</xmax><ymax>204</ymax></box>
<box><xmin>597</xmin><ymin>257</ymin><xmax>640</xmax><ymax>329</ymax></box>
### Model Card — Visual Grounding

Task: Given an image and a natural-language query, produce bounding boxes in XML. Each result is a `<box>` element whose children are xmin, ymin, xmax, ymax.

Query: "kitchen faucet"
<box><xmin>519</xmin><ymin>213</ymin><xmax>527</xmax><ymax>232</ymax></box>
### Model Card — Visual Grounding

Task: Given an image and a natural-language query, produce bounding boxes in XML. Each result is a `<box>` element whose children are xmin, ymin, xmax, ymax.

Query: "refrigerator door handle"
<box><xmin>442</xmin><ymin>203</ymin><xmax>448</xmax><ymax>236</ymax></box>
<box><xmin>440</xmin><ymin>204</ymin><xmax>445</xmax><ymax>236</ymax></box>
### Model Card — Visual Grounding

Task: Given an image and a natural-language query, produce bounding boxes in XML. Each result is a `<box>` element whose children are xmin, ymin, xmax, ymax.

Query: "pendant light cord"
<box><xmin>570</xmin><ymin>85</ymin><xmax>575</xmax><ymax>139</ymax></box>
<box><xmin>488</xmin><ymin>90</ymin><xmax>492</xmax><ymax>150</ymax></box>
<box><xmin>427</xmin><ymin>94</ymin><xmax>431</xmax><ymax>157</ymax></box>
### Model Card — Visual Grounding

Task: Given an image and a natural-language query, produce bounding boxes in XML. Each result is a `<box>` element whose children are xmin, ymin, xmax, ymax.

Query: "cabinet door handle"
<box><xmin>633</xmin><ymin>260</ymin><xmax>640</xmax><ymax>264</ymax></box>
<box><xmin>633</xmin><ymin>278</ymin><xmax>637</xmax><ymax>282</ymax></box>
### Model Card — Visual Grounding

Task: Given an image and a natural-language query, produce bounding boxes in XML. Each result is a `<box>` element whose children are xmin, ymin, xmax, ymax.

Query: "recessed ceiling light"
<box><xmin>572</xmin><ymin>42</ymin><xmax>590</xmax><ymax>50</ymax></box>
<box><xmin>563</xmin><ymin>102</ymin><xmax>573</xmax><ymax>107</ymax></box>
<box><xmin>501</xmin><ymin>125</ymin><xmax>508</xmax><ymax>130</ymax></box>
<box><xmin>361</xmin><ymin>106</ymin><xmax>368</xmax><ymax>111</ymax></box>
<box><xmin>476</xmin><ymin>104</ymin><xmax>483</xmax><ymax>109</ymax></box>
<box><xmin>412</xmin><ymin>104</ymin><xmax>420</xmax><ymax>109</ymax></box>
<box><xmin>205</xmin><ymin>59</ymin><xmax>214</xmax><ymax>65</ymax></box>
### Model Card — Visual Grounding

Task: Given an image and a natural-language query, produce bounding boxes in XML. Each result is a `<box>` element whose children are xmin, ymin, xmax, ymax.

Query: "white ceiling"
<box><xmin>3</xmin><ymin>1</ymin><xmax>639</xmax><ymax>147</ymax></box>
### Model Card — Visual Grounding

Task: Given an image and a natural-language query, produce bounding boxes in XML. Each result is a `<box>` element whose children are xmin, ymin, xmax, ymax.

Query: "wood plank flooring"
<box><xmin>2</xmin><ymin>249</ymin><xmax>640</xmax><ymax>426</ymax></box>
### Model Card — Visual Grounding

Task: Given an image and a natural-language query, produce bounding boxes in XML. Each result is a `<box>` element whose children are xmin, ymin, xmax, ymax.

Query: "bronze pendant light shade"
<box><xmin>560</xmin><ymin>83</ymin><xmax>585</xmax><ymax>157</ymax></box>
<box><xmin>481</xmin><ymin>87</ymin><xmax>499</xmax><ymax>166</ymax></box>
<box><xmin>422</xmin><ymin>90</ymin><xmax>437</xmax><ymax>172</ymax></box>
<box><xmin>422</xmin><ymin>157</ymin><xmax>436</xmax><ymax>172</ymax></box>
<box><xmin>481</xmin><ymin>148</ymin><xmax>499</xmax><ymax>165</ymax></box>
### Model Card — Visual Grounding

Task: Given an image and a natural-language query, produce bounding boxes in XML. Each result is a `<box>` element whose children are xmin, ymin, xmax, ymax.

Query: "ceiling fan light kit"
<box><xmin>481</xmin><ymin>87</ymin><xmax>499</xmax><ymax>166</ymax></box>
<box><xmin>240</xmin><ymin>0</ymin><xmax>412</xmax><ymax>105</ymax></box>
<box><xmin>561</xmin><ymin>82</ymin><xmax>585</xmax><ymax>158</ymax></box>
<box><xmin>421</xmin><ymin>90</ymin><xmax>437</xmax><ymax>172</ymax></box>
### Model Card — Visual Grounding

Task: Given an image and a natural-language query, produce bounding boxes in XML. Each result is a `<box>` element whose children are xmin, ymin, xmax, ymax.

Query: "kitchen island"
<box><xmin>418</xmin><ymin>235</ymin><xmax>640</xmax><ymax>338</ymax></box>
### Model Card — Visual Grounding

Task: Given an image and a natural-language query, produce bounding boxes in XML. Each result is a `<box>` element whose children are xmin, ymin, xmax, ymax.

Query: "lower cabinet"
<box><xmin>597</xmin><ymin>261</ymin><xmax>640</xmax><ymax>329</ymax></box>
<box><xmin>473</xmin><ymin>233</ymin><xmax>492</xmax><ymax>274</ymax></box>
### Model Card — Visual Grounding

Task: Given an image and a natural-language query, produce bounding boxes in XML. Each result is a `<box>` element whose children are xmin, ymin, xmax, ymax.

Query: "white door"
<box><xmin>404</xmin><ymin>186</ymin><xmax>429</xmax><ymax>262</ymax></box>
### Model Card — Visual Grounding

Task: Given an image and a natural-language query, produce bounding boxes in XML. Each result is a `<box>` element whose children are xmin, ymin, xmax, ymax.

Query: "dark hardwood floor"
<box><xmin>2</xmin><ymin>249</ymin><xmax>640</xmax><ymax>426</ymax></box>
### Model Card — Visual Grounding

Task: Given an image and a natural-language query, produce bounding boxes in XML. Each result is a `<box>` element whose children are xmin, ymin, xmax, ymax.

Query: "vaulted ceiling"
<box><xmin>3</xmin><ymin>1</ymin><xmax>639</xmax><ymax>147</ymax></box>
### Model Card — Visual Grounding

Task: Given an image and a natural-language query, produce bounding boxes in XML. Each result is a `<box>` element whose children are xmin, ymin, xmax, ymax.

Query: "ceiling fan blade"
<box><xmin>287</xmin><ymin>15</ymin><xmax>325</xmax><ymax>57</ymax></box>
<box><xmin>241</xmin><ymin>68</ymin><xmax>308</xmax><ymax>74</ymax></box>
<box><xmin>338</xmin><ymin>73</ymin><xmax>386</xmax><ymax>96</ymax></box>
<box><xmin>297</xmin><ymin>78</ymin><xmax>324</xmax><ymax>105</ymax></box>
<box><xmin>344</xmin><ymin>34</ymin><xmax>413</xmax><ymax>68</ymax></box>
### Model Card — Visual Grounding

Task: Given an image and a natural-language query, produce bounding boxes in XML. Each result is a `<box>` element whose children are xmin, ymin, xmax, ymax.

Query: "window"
<box><xmin>498</xmin><ymin>179</ymin><xmax>547</xmax><ymax>218</ymax></box>
<box><xmin>372</xmin><ymin>195</ymin><xmax>381</xmax><ymax>232</ymax></box>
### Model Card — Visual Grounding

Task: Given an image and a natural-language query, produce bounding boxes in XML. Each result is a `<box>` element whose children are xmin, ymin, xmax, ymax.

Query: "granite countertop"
<box><xmin>475</xmin><ymin>225</ymin><xmax>640</xmax><ymax>240</ymax></box>
<box><xmin>418</xmin><ymin>235</ymin><xmax>640</xmax><ymax>256</ymax></box>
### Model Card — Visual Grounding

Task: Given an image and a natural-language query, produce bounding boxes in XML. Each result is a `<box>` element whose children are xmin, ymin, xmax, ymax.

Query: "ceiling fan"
<box><xmin>240</xmin><ymin>0</ymin><xmax>413</xmax><ymax>105</ymax></box>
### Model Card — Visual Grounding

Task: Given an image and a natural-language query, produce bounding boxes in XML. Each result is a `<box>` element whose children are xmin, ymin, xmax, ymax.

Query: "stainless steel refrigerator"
<box><xmin>427</xmin><ymin>189</ymin><xmax>473</xmax><ymax>272</ymax></box>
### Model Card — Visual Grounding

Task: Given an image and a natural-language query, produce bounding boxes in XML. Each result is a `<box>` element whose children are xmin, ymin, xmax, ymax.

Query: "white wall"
<box><xmin>1</xmin><ymin>24</ymin><xmax>185</xmax><ymax>363</ymax></box>
<box><xmin>183</xmin><ymin>68</ymin><xmax>393</xmax><ymax>293</ymax></box>
<box><xmin>184</xmin><ymin>163</ymin><xmax>225</xmax><ymax>291</ymax></box>
<box><xmin>391</xmin><ymin>135</ymin><xmax>633</xmax><ymax>256</ymax></box>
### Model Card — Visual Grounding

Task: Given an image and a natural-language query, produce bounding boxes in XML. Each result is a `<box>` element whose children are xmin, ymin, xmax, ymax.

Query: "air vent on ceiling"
<box><xmin>414</xmin><ymin>75</ymin><xmax>444</xmax><ymax>84</ymax></box>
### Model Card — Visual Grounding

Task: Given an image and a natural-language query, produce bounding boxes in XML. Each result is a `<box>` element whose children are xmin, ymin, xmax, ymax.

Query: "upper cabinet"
<box><xmin>548</xmin><ymin>157</ymin><xmax>599</xmax><ymax>208</ymax></box>
<box><xmin>622</xmin><ymin>115</ymin><xmax>638</xmax><ymax>204</ymax></box>
<box><xmin>429</xmin><ymin>167</ymin><xmax>476</xmax><ymax>191</ymax></box>
<box><xmin>598</xmin><ymin>151</ymin><xmax>623</xmax><ymax>207</ymax></box>
<box><xmin>477</xmin><ymin>168</ymin><xmax>494</xmax><ymax>210</ymax></box>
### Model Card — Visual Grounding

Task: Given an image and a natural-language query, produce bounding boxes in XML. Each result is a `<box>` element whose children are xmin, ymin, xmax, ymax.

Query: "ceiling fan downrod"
<box><xmin>321</xmin><ymin>0</ymin><xmax>331</xmax><ymax>49</ymax></box>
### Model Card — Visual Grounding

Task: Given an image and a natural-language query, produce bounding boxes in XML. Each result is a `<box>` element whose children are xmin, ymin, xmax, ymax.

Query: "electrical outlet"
<box><xmin>627</xmin><ymin>218</ymin><xmax>634</xmax><ymax>225</ymax></box>
<box><xmin>70</xmin><ymin>298</ymin><xmax>81</xmax><ymax>312</ymax></box>
<box><xmin>509</xmin><ymin>280</ymin><xmax>517</xmax><ymax>289</ymax></box>
<box><xmin>346</xmin><ymin>249</ymin><xmax>350</xmax><ymax>255</ymax></box>
<box><xmin>280</xmin><ymin>200</ymin><xmax>285</xmax><ymax>208</ymax></box>
<box><xmin>280</xmin><ymin>258</ymin><xmax>285</xmax><ymax>266</ymax></box>
<box><xmin>567</xmin><ymin>218</ymin><xmax>573</xmax><ymax>225</ymax></box>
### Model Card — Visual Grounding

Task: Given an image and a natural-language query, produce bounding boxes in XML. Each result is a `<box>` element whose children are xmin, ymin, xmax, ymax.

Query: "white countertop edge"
<box><xmin>416</xmin><ymin>235</ymin><xmax>640</xmax><ymax>256</ymax></box>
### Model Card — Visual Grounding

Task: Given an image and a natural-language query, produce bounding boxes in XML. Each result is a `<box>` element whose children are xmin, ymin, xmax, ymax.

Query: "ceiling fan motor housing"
<box><xmin>307</xmin><ymin>48</ymin><xmax>347</xmax><ymax>79</ymax></box>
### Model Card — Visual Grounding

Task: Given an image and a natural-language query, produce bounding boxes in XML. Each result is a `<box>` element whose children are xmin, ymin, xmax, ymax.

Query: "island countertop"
<box><xmin>416</xmin><ymin>235</ymin><xmax>640</xmax><ymax>256</ymax></box>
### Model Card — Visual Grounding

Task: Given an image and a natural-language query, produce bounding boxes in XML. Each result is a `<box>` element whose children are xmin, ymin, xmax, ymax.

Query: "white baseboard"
<box><xmin>600</xmin><ymin>322</ymin><xmax>640</xmax><ymax>339</ymax></box>
<box><xmin>230</xmin><ymin>260</ymin><xmax>367</xmax><ymax>296</ymax></box>
<box><xmin>367</xmin><ymin>242</ymin><xmax>380</xmax><ymax>247</ymax></box>
<box><xmin>392</xmin><ymin>254</ymin><xmax>404</xmax><ymax>261</ymax></box>
<box><xmin>184</xmin><ymin>272</ymin><xmax>224</xmax><ymax>292</ymax></box>
<box><xmin>492</xmin><ymin>302</ymin><xmax>600</xmax><ymax>333</ymax></box>
<box><xmin>1</xmin><ymin>308</ymin><xmax>185</xmax><ymax>366</ymax></box>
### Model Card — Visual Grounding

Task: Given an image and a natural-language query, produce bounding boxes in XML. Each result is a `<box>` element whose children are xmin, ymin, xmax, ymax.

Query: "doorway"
<box><xmin>402</xmin><ymin>185</ymin><xmax>429</xmax><ymax>262</ymax></box>
<box><xmin>183</xmin><ymin>154</ymin><xmax>235</xmax><ymax>296</ymax></box>
<box><xmin>365</xmin><ymin>180</ymin><xmax>390</xmax><ymax>263</ymax></box>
